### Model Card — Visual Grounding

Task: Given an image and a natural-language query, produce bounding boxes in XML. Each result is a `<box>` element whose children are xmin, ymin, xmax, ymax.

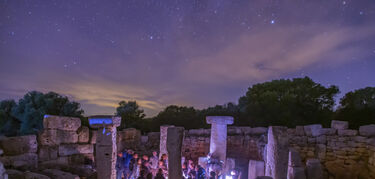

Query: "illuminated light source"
<box><xmin>225</xmin><ymin>175</ymin><xmax>233</xmax><ymax>179</ymax></box>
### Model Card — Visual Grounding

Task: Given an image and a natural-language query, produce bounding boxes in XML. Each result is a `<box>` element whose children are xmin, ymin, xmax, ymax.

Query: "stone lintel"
<box><xmin>88</xmin><ymin>116</ymin><xmax>121</xmax><ymax>128</ymax></box>
<box><xmin>206</xmin><ymin>116</ymin><xmax>234</xmax><ymax>125</ymax></box>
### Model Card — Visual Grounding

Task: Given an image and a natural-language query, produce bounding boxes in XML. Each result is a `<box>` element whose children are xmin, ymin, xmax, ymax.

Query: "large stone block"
<box><xmin>77</xmin><ymin>126</ymin><xmax>89</xmax><ymax>143</ymax></box>
<box><xmin>248</xmin><ymin>160</ymin><xmax>265</xmax><ymax>179</ymax></box>
<box><xmin>0</xmin><ymin>135</ymin><xmax>37</xmax><ymax>155</ymax></box>
<box><xmin>287</xmin><ymin>167</ymin><xmax>306</xmax><ymax>179</ymax></box>
<box><xmin>25</xmin><ymin>171</ymin><xmax>51</xmax><ymax>179</ymax></box>
<box><xmin>337</xmin><ymin>129</ymin><xmax>358</xmax><ymax>136</ymax></box>
<box><xmin>288</xmin><ymin>149</ymin><xmax>302</xmax><ymax>167</ymax></box>
<box><xmin>266</xmin><ymin>126</ymin><xmax>288</xmax><ymax>179</ymax></box>
<box><xmin>38</xmin><ymin>146</ymin><xmax>58</xmax><ymax>161</ymax></box>
<box><xmin>42</xmin><ymin>169</ymin><xmax>79</xmax><ymax>179</ymax></box>
<box><xmin>39</xmin><ymin>130</ymin><xmax>78</xmax><ymax>146</ymax></box>
<box><xmin>90</xmin><ymin>130</ymin><xmax>97</xmax><ymax>144</ymax></box>
<box><xmin>58</xmin><ymin>130</ymin><xmax>78</xmax><ymax>144</ymax></box>
<box><xmin>306</xmin><ymin>159</ymin><xmax>323</xmax><ymax>179</ymax></box>
<box><xmin>331</xmin><ymin>120</ymin><xmax>348</xmax><ymax>130</ymax></box>
<box><xmin>43</xmin><ymin>115</ymin><xmax>81</xmax><ymax>131</ymax></box>
<box><xmin>0</xmin><ymin>153</ymin><xmax>38</xmax><ymax>169</ymax></box>
<box><xmin>167</xmin><ymin>127</ymin><xmax>184</xmax><ymax>179</ymax></box>
<box><xmin>304</xmin><ymin>125</ymin><xmax>322</xmax><ymax>137</ymax></box>
<box><xmin>6</xmin><ymin>169</ymin><xmax>23</xmax><ymax>179</ymax></box>
<box><xmin>58</xmin><ymin>144</ymin><xmax>94</xmax><ymax>156</ymax></box>
<box><xmin>359</xmin><ymin>124</ymin><xmax>375</xmax><ymax>137</ymax></box>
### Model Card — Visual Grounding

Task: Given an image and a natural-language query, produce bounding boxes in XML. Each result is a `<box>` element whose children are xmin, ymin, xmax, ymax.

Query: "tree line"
<box><xmin>1</xmin><ymin>77</ymin><xmax>374</xmax><ymax>136</ymax></box>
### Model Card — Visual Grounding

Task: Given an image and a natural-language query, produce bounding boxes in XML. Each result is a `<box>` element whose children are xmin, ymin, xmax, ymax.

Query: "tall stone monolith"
<box><xmin>248</xmin><ymin>160</ymin><xmax>265</xmax><ymax>179</ymax></box>
<box><xmin>265</xmin><ymin>126</ymin><xmax>289</xmax><ymax>179</ymax></box>
<box><xmin>206</xmin><ymin>116</ymin><xmax>234</xmax><ymax>163</ymax></box>
<box><xmin>160</xmin><ymin>125</ymin><xmax>174</xmax><ymax>158</ymax></box>
<box><xmin>166</xmin><ymin>127</ymin><xmax>184</xmax><ymax>179</ymax></box>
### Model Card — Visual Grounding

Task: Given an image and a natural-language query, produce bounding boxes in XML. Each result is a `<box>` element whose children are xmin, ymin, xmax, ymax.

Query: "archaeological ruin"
<box><xmin>0</xmin><ymin>115</ymin><xmax>375</xmax><ymax>178</ymax></box>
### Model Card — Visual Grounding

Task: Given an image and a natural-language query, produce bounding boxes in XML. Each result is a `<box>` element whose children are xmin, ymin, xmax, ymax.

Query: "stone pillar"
<box><xmin>166</xmin><ymin>127</ymin><xmax>184</xmax><ymax>179</ymax></box>
<box><xmin>89</xmin><ymin>116</ymin><xmax>120</xmax><ymax>179</ymax></box>
<box><xmin>206</xmin><ymin>116</ymin><xmax>234</xmax><ymax>163</ymax></box>
<box><xmin>159</xmin><ymin>125</ymin><xmax>174</xmax><ymax>158</ymax></box>
<box><xmin>287</xmin><ymin>149</ymin><xmax>306</xmax><ymax>179</ymax></box>
<box><xmin>306</xmin><ymin>159</ymin><xmax>323</xmax><ymax>179</ymax></box>
<box><xmin>265</xmin><ymin>126</ymin><xmax>288</xmax><ymax>179</ymax></box>
<box><xmin>248</xmin><ymin>160</ymin><xmax>265</xmax><ymax>179</ymax></box>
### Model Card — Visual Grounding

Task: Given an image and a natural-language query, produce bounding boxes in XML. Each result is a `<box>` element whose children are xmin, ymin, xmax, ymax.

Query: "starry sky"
<box><xmin>1</xmin><ymin>0</ymin><xmax>375</xmax><ymax>116</ymax></box>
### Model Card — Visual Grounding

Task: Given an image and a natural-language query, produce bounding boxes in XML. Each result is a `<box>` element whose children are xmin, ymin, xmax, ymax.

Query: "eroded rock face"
<box><xmin>248</xmin><ymin>160</ymin><xmax>265</xmax><ymax>179</ymax></box>
<box><xmin>167</xmin><ymin>127</ymin><xmax>184</xmax><ymax>179</ymax></box>
<box><xmin>43</xmin><ymin>115</ymin><xmax>81</xmax><ymax>131</ymax></box>
<box><xmin>42</xmin><ymin>169</ymin><xmax>79</xmax><ymax>179</ymax></box>
<box><xmin>25</xmin><ymin>171</ymin><xmax>51</xmax><ymax>179</ymax></box>
<box><xmin>77</xmin><ymin>126</ymin><xmax>90</xmax><ymax>143</ymax></box>
<box><xmin>359</xmin><ymin>124</ymin><xmax>375</xmax><ymax>137</ymax></box>
<box><xmin>306</xmin><ymin>159</ymin><xmax>323</xmax><ymax>179</ymax></box>
<box><xmin>0</xmin><ymin>135</ymin><xmax>37</xmax><ymax>155</ymax></box>
<box><xmin>38</xmin><ymin>130</ymin><xmax>78</xmax><ymax>146</ymax></box>
<box><xmin>331</xmin><ymin>120</ymin><xmax>349</xmax><ymax>130</ymax></box>
<box><xmin>265</xmin><ymin>126</ymin><xmax>288</xmax><ymax>179</ymax></box>
<box><xmin>0</xmin><ymin>153</ymin><xmax>38</xmax><ymax>169</ymax></box>
<box><xmin>58</xmin><ymin>144</ymin><xmax>94</xmax><ymax>156</ymax></box>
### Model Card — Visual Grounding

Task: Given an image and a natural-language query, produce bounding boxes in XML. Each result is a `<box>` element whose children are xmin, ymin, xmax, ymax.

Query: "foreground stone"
<box><xmin>25</xmin><ymin>171</ymin><xmax>51</xmax><ymax>179</ymax></box>
<box><xmin>0</xmin><ymin>135</ymin><xmax>37</xmax><ymax>155</ymax></box>
<box><xmin>248</xmin><ymin>160</ymin><xmax>265</xmax><ymax>179</ymax></box>
<box><xmin>167</xmin><ymin>127</ymin><xmax>184</xmax><ymax>179</ymax></box>
<box><xmin>6</xmin><ymin>169</ymin><xmax>23</xmax><ymax>179</ymax></box>
<box><xmin>306</xmin><ymin>159</ymin><xmax>323</xmax><ymax>179</ymax></box>
<box><xmin>38</xmin><ymin>130</ymin><xmax>78</xmax><ymax>146</ymax></box>
<box><xmin>43</xmin><ymin>115</ymin><xmax>81</xmax><ymax>131</ymax></box>
<box><xmin>265</xmin><ymin>126</ymin><xmax>288</xmax><ymax>179</ymax></box>
<box><xmin>42</xmin><ymin>169</ymin><xmax>79</xmax><ymax>179</ymax></box>
<box><xmin>58</xmin><ymin>144</ymin><xmax>93</xmax><ymax>156</ymax></box>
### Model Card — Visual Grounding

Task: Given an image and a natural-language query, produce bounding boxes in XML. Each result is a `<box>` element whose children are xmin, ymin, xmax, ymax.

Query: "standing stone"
<box><xmin>206</xmin><ymin>116</ymin><xmax>234</xmax><ymax>163</ymax></box>
<box><xmin>359</xmin><ymin>124</ymin><xmax>375</xmax><ymax>136</ymax></box>
<box><xmin>265</xmin><ymin>126</ymin><xmax>288</xmax><ymax>179</ymax></box>
<box><xmin>0</xmin><ymin>135</ymin><xmax>37</xmax><ymax>155</ymax></box>
<box><xmin>248</xmin><ymin>160</ymin><xmax>265</xmax><ymax>179</ymax></box>
<box><xmin>331</xmin><ymin>120</ymin><xmax>348</xmax><ymax>130</ymax></box>
<box><xmin>159</xmin><ymin>125</ymin><xmax>174</xmax><ymax>158</ymax></box>
<box><xmin>306</xmin><ymin>159</ymin><xmax>323</xmax><ymax>179</ymax></box>
<box><xmin>88</xmin><ymin>116</ymin><xmax>120</xmax><ymax>179</ymax></box>
<box><xmin>287</xmin><ymin>149</ymin><xmax>305</xmax><ymax>179</ymax></box>
<box><xmin>166</xmin><ymin>127</ymin><xmax>184</xmax><ymax>179</ymax></box>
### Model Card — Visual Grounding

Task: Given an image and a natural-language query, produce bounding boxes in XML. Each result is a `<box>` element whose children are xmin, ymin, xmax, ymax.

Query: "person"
<box><xmin>161</xmin><ymin>154</ymin><xmax>168</xmax><ymax>169</ymax></box>
<box><xmin>195</xmin><ymin>165</ymin><xmax>206</xmax><ymax>179</ymax></box>
<box><xmin>116</xmin><ymin>152</ymin><xmax>125</xmax><ymax>179</ymax></box>
<box><xmin>129</xmin><ymin>153</ymin><xmax>139</xmax><ymax>179</ymax></box>
<box><xmin>187</xmin><ymin>162</ymin><xmax>196</xmax><ymax>179</ymax></box>
<box><xmin>123</xmin><ymin>150</ymin><xmax>134</xmax><ymax>179</ymax></box>
<box><xmin>158</xmin><ymin>160</ymin><xmax>168</xmax><ymax>178</ymax></box>
<box><xmin>154</xmin><ymin>169</ymin><xmax>165</xmax><ymax>179</ymax></box>
<box><xmin>209</xmin><ymin>171</ymin><xmax>216</xmax><ymax>179</ymax></box>
<box><xmin>131</xmin><ymin>158</ymin><xmax>142</xmax><ymax>179</ymax></box>
<box><xmin>182</xmin><ymin>162</ymin><xmax>189</xmax><ymax>178</ymax></box>
<box><xmin>149</xmin><ymin>151</ymin><xmax>159</xmax><ymax>177</ymax></box>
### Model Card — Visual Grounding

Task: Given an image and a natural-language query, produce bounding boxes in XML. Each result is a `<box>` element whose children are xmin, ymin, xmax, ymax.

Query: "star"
<box><xmin>270</xmin><ymin>20</ymin><xmax>275</xmax><ymax>24</ymax></box>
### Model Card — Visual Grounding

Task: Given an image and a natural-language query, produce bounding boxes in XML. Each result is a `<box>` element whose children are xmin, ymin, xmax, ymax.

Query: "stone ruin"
<box><xmin>0</xmin><ymin>115</ymin><xmax>375</xmax><ymax>179</ymax></box>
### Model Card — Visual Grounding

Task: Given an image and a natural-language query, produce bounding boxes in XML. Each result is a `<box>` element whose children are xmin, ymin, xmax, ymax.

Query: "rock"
<box><xmin>316</xmin><ymin>135</ymin><xmax>326</xmax><ymax>144</ymax></box>
<box><xmin>320</xmin><ymin>128</ymin><xmax>336</xmax><ymax>135</ymax></box>
<box><xmin>90</xmin><ymin>130</ymin><xmax>97</xmax><ymax>144</ymax></box>
<box><xmin>0</xmin><ymin>161</ymin><xmax>8</xmax><ymax>179</ymax></box>
<box><xmin>38</xmin><ymin>130</ymin><xmax>78</xmax><ymax>146</ymax></box>
<box><xmin>288</xmin><ymin>149</ymin><xmax>302</xmax><ymax>167</ymax></box>
<box><xmin>338</xmin><ymin>129</ymin><xmax>358</xmax><ymax>136</ymax></box>
<box><xmin>38</xmin><ymin>146</ymin><xmax>58</xmax><ymax>161</ymax></box>
<box><xmin>24</xmin><ymin>171</ymin><xmax>51</xmax><ymax>179</ymax></box>
<box><xmin>188</xmin><ymin>129</ymin><xmax>210</xmax><ymax>136</ymax></box>
<box><xmin>265</xmin><ymin>126</ymin><xmax>289</xmax><ymax>179</ymax></box>
<box><xmin>58</xmin><ymin>130</ymin><xmax>78</xmax><ymax>144</ymax></box>
<box><xmin>306</xmin><ymin>159</ymin><xmax>323</xmax><ymax>179</ymax></box>
<box><xmin>77</xmin><ymin>126</ymin><xmax>89</xmax><ymax>143</ymax></box>
<box><xmin>43</xmin><ymin>115</ymin><xmax>81</xmax><ymax>131</ymax></box>
<box><xmin>42</xmin><ymin>169</ymin><xmax>79</xmax><ymax>179</ymax></box>
<box><xmin>59</xmin><ymin>144</ymin><xmax>94</xmax><ymax>156</ymax></box>
<box><xmin>167</xmin><ymin>127</ymin><xmax>184</xmax><ymax>179</ymax></box>
<box><xmin>255</xmin><ymin>177</ymin><xmax>273</xmax><ymax>179</ymax></box>
<box><xmin>331</xmin><ymin>120</ymin><xmax>349</xmax><ymax>130</ymax></box>
<box><xmin>251</xmin><ymin>127</ymin><xmax>268</xmax><ymax>135</ymax></box>
<box><xmin>0</xmin><ymin>135</ymin><xmax>37</xmax><ymax>155</ymax></box>
<box><xmin>287</xmin><ymin>167</ymin><xmax>306</xmax><ymax>179</ymax></box>
<box><xmin>248</xmin><ymin>160</ymin><xmax>265</xmax><ymax>179</ymax></box>
<box><xmin>228</xmin><ymin>127</ymin><xmax>243</xmax><ymax>135</ymax></box>
<box><xmin>295</xmin><ymin>126</ymin><xmax>305</xmax><ymax>136</ymax></box>
<box><xmin>359</xmin><ymin>124</ymin><xmax>375</xmax><ymax>137</ymax></box>
<box><xmin>6</xmin><ymin>169</ymin><xmax>24</xmax><ymax>179</ymax></box>
<box><xmin>325</xmin><ymin>161</ymin><xmax>369</xmax><ymax>179</ymax></box>
<box><xmin>0</xmin><ymin>153</ymin><xmax>38</xmax><ymax>169</ymax></box>
<box><xmin>304</xmin><ymin>125</ymin><xmax>322</xmax><ymax>137</ymax></box>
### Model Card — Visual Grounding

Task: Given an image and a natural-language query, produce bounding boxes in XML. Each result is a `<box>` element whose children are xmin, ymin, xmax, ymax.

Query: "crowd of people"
<box><xmin>116</xmin><ymin>150</ymin><xmax>208</xmax><ymax>179</ymax></box>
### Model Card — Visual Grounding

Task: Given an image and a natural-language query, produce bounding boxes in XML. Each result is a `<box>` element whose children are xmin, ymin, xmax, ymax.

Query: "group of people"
<box><xmin>116</xmin><ymin>150</ymin><xmax>209</xmax><ymax>179</ymax></box>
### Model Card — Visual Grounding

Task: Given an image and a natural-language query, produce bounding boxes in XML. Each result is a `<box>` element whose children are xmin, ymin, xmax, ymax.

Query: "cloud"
<box><xmin>183</xmin><ymin>24</ymin><xmax>375</xmax><ymax>84</ymax></box>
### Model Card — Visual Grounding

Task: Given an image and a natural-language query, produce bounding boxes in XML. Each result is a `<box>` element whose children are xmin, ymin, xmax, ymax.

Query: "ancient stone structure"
<box><xmin>160</xmin><ymin>125</ymin><xmax>174</xmax><ymax>158</ymax></box>
<box><xmin>305</xmin><ymin>159</ymin><xmax>323</xmax><ymax>179</ymax></box>
<box><xmin>89</xmin><ymin>116</ymin><xmax>120</xmax><ymax>179</ymax></box>
<box><xmin>287</xmin><ymin>149</ymin><xmax>305</xmax><ymax>179</ymax></box>
<box><xmin>265</xmin><ymin>126</ymin><xmax>289</xmax><ymax>179</ymax></box>
<box><xmin>248</xmin><ymin>160</ymin><xmax>265</xmax><ymax>179</ymax></box>
<box><xmin>166</xmin><ymin>127</ymin><xmax>184</xmax><ymax>179</ymax></box>
<box><xmin>206</xmin><ymin>116</ymin><xmax>234</xmax><ymax>163</ymax></box>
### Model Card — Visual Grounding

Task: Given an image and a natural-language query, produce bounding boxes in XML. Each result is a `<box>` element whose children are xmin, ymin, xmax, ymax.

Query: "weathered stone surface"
<box><xmin>206</xmin><ymin>116</ymin><xmax>234</xmax><ymax>125</ymax></box>
<box><xmin>0</xmin><ymin>153</ymin><xmax>38</xmax><ymax>169</ymax></box>
<box><xmin>58</xmin><ymin>130</ymin><xmax>78</xmax><ymax>144</ymax></box>
<box><xmin>207</xmin><ymin>116</ymin><xmax>233</xmax><ymax>163</ymax></box>
<box><xmin>256</xmin><ymin>177</ymin><xmax>273</xmax><ymax>179</ymax></box>
<box><xmin>304</xmin><ymin>125</ymin><xmax>322</xmax><ymax>137</ymax></box>
<box><xmin>58</xmin><ymin>144</ymin><xmax>94</xmax><ymax>156</ymax></box>
<box><xmin>0</xmin><ymin>135</ymin><xmax>37</xmax><ymax>155</ymax></box>
<box><xmin>248</xmin><ymin>160</ymin><xmax>265</xmax><ymax>179</ymax></box>
<box><xmin>295</xmin><ymin>126</ymin><xmax>305</xmax><ymax>136</ymax></box>
<box><xmin>39</xmin><ymin>157</ymin><xmax>69</xmax><ymax>167</ymax></box>
<box><xmin>266</xmin><ymin>126</ymin><xmax>288</xmax><ymax>179</ymax></box>
<box><xmin>43</xmin><ymin>115</ymin><xmax>81</xmax><ymax>131</ymax></box>
<box><xmin>95</xmin><ymin>126</ymin><xmax>117</xmax><ymax>179</ymax></box>
<box><xmin>0</xmin><ymin>161</ymin><xmax>8</xmax><ymax>179</ymax></box>
<box><xmin>359</xmin><ymin>124</ymin><xmax>375</xmax><ymax>137</ymax></box>
<box><xmin>251</xmin><ymin>127</ymin><xmax>268</xmax><ymax>135</ymax></box>
<box><xmin>38</xmin><ymin>146</ymin><xmax>58</xmax><ymax>161</ymax></box>
<box><xmin>42</xmin><ymin>169</ymin><xmax>79</xmax><ymax>179</ymax></box>
<box><xmin>25</xmin><ymin>171</ymin><xmax>51</xmax><ymax>179</ymax></box>
<box><xmin>6</xmin><ymin>169</ymin><xmax>23</xmax><ymax>179</ymax></box>
<box><xmin>320</xmin><ymin>128</ymin><xmax>336</xmax><ymax>135</ymax></box>
<box><xmin>325</xmin><ymin>161</ymin><xmax>369</xmax><ymax>179</ymax></box>
<box><xmin>288</xmin><ymin>149</ymin><xmax>302</xmax><ymax>167</ymax></box>
<box><xmin>160</xmin><ymin>125</ymin><xmax>174</xmax><ymax>157</ymax></box>
<box><xmin>167</xmin><ymin>127</ymin><xmax>184</xmax><ymax>179</ymax></box>
<box><xmin>287</xmin><ymin>167</ymin><xmax>306</xmax><ymax>179</ymax></box>
<box><xmin>338</xmin><ymin>129</ymin><xmax>358</xmax><ymax>136</ymax></box>
<box><xmin>77</xmin><ymin>126</ymin><xmax>89</xmax><ymax>143</ymax></box>
<box><xmin>38</xmin><ymin>130</ymin><xmax>78</xmax><ymax>146</ymax></box>
<box><xmin>90</xmin><ymin>130</ymin><xmax>97</xmax><ymax>144</ymax></box>
<box><xmin>331</xmin><ymin>120</ymin><xmax>349</xmax><ymax>130</ymax></box>
<box><xmin>306</xmin><ymin>159</ymin><xmax>323</xmax><ymax>179</ymax></box>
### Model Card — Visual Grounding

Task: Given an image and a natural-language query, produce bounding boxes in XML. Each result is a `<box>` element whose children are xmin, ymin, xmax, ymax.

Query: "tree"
<box><xmin>0</xmin><ymin>100</ymin><xmax>20</xmax><ymax>136</ymax></box>
<box><xmin>12</xmin><ymin>91</ymin><xmax>84</xmax><ymax>135</ymax></box>
<box><xmin>115</xmin><ymin>101</ymin><xmax>146</xmax><ymax>130</ymax></box>
<box><xmin>153</xmin><ymin>105</ymin><xmax>204</xmax><ymax>130</ymax></box>
<box><xmin>336</xmin><ymin>87</ymin><xmax>375</xmax><ymax>129</ymax></box>
<box><xmin>239</xmin><ymin>77</ymin><xmax>339</xmax><ymax>127</ymax></box>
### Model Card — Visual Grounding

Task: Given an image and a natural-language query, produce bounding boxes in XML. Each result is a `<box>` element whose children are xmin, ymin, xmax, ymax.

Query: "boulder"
<box><xmin>58</xmin><ymin>130</ymin><xmax>78</xmax><ymax>144</ymax></box>
<box><xmin>359</xmin><ymin>124</ymin><xmax>375</xmax><ymax>137</ymax></box>
<box><xmin>43</xmin><ymin>115</ymin><xmax>81</xmax><ymax>131</ymax></box>
<box><xmin>304</xmin><ymin>125</ymin><xmax>322</xmax><ymax>137</ymax></box>
<box><xmin>25</xmin><ymin>171</ymin><xmax>51</xmax><ymax>179</ymax></box>
<box><xmin>331</xmin><ymin>120</ymin><xmax>349</xmax><ymax>130</ymax></box>
<box><xmin>42</xmin><ymin>169</ymin><xmax>79</xmax><ymax>179</ymax></box>
<box><xmin>288</xmin><ymin>149</ymin><xmax>302</xmax><ymax>167</ymax></box>
<box><xmin>0</xmin><ymin>135</ymin><xmax>37</xmax><ymax>155</ymax></box>
<box><xmin>38</xmin><ymin>146</ymin><xmax>58</xmax><ymax>161</ymax></box>
<box><xmin>287</xmin><ymin>167</ymin><xmax>306</xmax><ymax>179</ymax></box>
<box><xmin>6</xmin><ymin>169</ymin><xmax>24</xmax><ymax>179</ymax></box>
<box><xmin>38</xmin><ymin>130</ymin><xmax>78</xmax><ymax>146</ymax></box>
<box><xmin>295</xmin><ymin>126</ymin><xmax>305</xmax><ymax>136</ymax></box>
<box><xmin>58</xmin><ymin>144</ymin><xmax>94</xmax><ymax>156</ymax></box>
<box><xmin>77</xmin><ymin>126</ymin><xmax>89</xmax><ymax>143</ymax></box>
<box><xmin>0</xmin><ymin>153</ymin><xmax>38</xmax><ymax>169</ymax></box>
<box><xmin>306</xmin><ymin>159</ymin><xmax>323</xmax><ymax>179</ymax></box>
<box><xmin>248</xmin><ymin>160</ymin><xmax>265</xmax><ymax>179</ymax></box>
<box><xmin>337</xmin><ymin>129</ymin><xmax>358</xmax><ymax>136</ymax></box>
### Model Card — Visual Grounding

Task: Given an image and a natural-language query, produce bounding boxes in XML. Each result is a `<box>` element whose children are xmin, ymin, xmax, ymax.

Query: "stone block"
<box><xmin>331</xmin><ymin>120</ymin><xmax>349</xmax><ymax>130</ymax></box>
<box><xmin>304</xmin><ymin>125</ymin><xmax>322</xmax><ymax>137</ymax></box>
<box><xmin>43</xmin><ymin>115</ymin><xmax>81</xmax><ymax>131</ymax></box>
<box><xmin>42</xmin><ymin>169</ymin><xmax>79</xmax><ymax>179</ymax></box>
<box><xmin>255</xmin><ymin>177</ymin><xmax>273</xmax><ymax>179</ymax></box>
<box><xmin>287</xmin><ymin>166</ymin><xmax>306</xmax><ymax>179</ymax></box>
<box><xmin>228</xmin><ymin>127</ymin><xmax>243</xmax><ymax>135</ymax></box>
<box><xmin>167</xmin><ymin>127</ymin><xmax>184</xmax><ymax>179</ymax></box>
<box><xmin>58</xmin><ymin>144</ymin><xmax>94</xmax><ymax>156</ymax></box>
<box><xmin>306</xmin><ymin>159</ymin><xmax>323</xmax><ymax>179</ymax></box>
<box><xmin>359</xmin><ymin>124</ymin><xmax>375</xmax><ymax>137</ymax></box>
<box><xmin>25</xmin><ymin>171</ymin><xmax>51</xmax><ymax>179</ymax></box>
<box><xmin>251</xmin><ymin>127</ymin><xmax>268</xmax><ymax>135</ymax></box>
<box><xmin>338</xmin><ymin>129</ymin><xmax>358</xmax><ymax>136</ymax></box>
<box><xmin>0</xmin><ymin>135</ymin><xmax>37</xmax><ymax>155</ymax></box>
<box><xmin>6</xmin><ymin>169</ymin><xmax>24</xmax><ymax>179</ymax></box>
<box><xmin>206</xmin><ymin>116</ymin><xmax>234</xmax><ymax>125</ymax></box>
<box><xmin>188</xmin><ymin>129</ymin><xmax>210</xmax><ymax>136</ymax></box>
<box><xmin>295</xmin><ymin>126</ymin><xmax>305</xmax><ymax>136</ymax></box>
<box><xmin>288</xmin><ymin>149</ymin><xmax>302</xmax><ymax>167</ymax></box>
<box><xmin>77</xmin><ymin>126</ymin><xmax>89</xmax><ymax>143</ymax></box>
<box><xmin>90</xmin><ymin>130</ymin><xmax>97</xmax><ymax>144</ymax></box>
<box><xmin>58</xmin><ymin>130</ymin><xmax>78</xmax><ymax>144</ymax></box>
<box><xmin>320</xmin><ymin>128</ymin><xmax>336</xmax><ymax>135</ymax></box>
<box><xmin>38</xmin><ymin>146</ymin><xmax>58</xmax><ymax>161</ymax></box>
<box><xmin>266</xmin><ymin>126</ymin><xmax>289</xmax><ymax>179</ymax></box>
<box><xmin>248</xmin><ymin>160</ymin><xmax>265</xmax><ymax>179</ymax></box>
<box><xmin>38</xmin><ymin>130</ymin><xmax>78</xmax><ymax>146</ymax></box>
<box><xmin>0</xmin><ymin>153</ymin><xmax>38</xmax><ymax>169</ymax></box>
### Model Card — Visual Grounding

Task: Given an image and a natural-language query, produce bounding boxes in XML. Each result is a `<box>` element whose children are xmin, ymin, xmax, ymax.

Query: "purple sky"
<box><xmin>1</xmin><ymin>0</ymin><xmax>375</xmax><ymax>116</ymax></box>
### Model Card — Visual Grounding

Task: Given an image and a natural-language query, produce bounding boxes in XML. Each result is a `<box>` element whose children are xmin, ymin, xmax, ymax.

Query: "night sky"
<box><xmin>1</xmin><ymin>0</ymin><xmax>375</xmax><ymax>116</ymax></box>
